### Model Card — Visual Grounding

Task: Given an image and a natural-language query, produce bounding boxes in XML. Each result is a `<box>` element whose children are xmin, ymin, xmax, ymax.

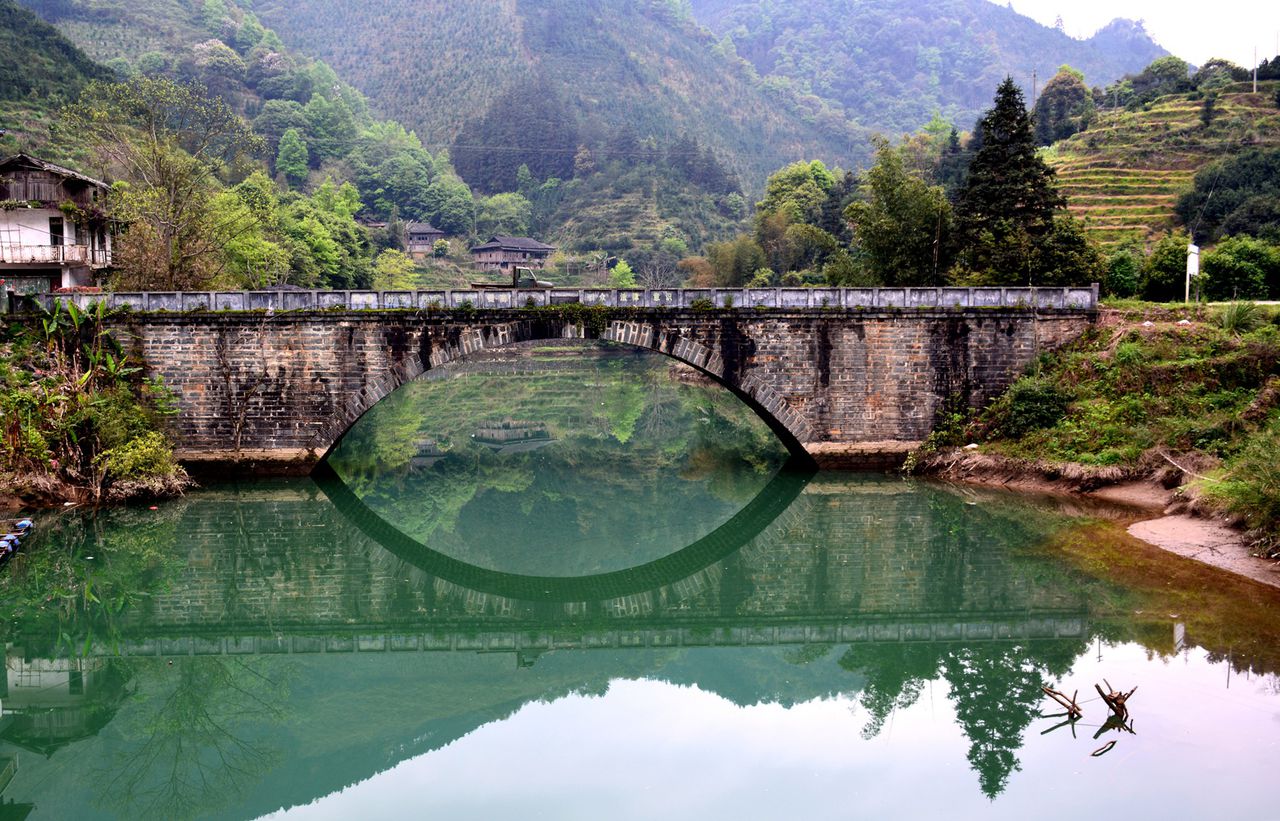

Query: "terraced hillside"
<box><xmin>1048</xmin><ymin>83</ymin><xmax>1280</xmax><ymax>248</ymax></box>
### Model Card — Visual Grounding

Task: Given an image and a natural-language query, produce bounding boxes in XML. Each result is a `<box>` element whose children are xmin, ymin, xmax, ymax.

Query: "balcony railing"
<box><xmin>0</xmin><ymin>244</ymin><xmax>111</xmax><ymax>267</ymax></box>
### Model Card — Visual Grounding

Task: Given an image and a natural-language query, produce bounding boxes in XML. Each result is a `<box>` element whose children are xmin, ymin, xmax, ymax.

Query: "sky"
<box><xmin>1005</xmin><ymin>0</ymin><xmax>1280</xmax><ymax>67</ymax></box>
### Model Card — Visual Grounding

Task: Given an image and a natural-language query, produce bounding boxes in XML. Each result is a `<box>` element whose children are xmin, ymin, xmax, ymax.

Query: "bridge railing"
<box><xmin>27</xmin><ymin>285</ymin><xmax>1098</xmax><ymax>313</ymax></box>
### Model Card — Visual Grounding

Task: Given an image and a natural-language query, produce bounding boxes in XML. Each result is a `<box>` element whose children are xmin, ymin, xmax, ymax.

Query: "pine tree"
<box><xmin>276</xmin><ymin>128</ymin><xmax>310</xmax><ymax>186</ymax></box>
<box><xmin>954</xmin><ymin>78</ymin><xmax>1065</xmax><ymax>283</ymax></box>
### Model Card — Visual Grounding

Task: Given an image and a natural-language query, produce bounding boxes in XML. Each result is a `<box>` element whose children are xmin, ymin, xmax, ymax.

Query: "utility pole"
<box><xmin>1254</xmin><ymin>46</ymin><xmax>1259</xmax><ymax>93</ymax></box>
<box><xmin>1032</xmin><ymin>69</ymin><xmax>1038</xmax><ymax>100</ymax></box>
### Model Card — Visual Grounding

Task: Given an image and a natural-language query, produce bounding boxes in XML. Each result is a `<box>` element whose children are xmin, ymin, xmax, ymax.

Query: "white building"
<box><xmin>0</xmin><ymin>153</ymin><xmax>113</xmax><ymax>294</ymax></box>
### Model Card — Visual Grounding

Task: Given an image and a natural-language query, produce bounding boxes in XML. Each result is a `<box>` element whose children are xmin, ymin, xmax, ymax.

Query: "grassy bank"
<box><xmin>915</xmin><ymin>302</ymin><xmax>1280</xmax><ymax>555</ymax></box>
<box><xmin>1</xmin><ymin>302</ymin><xmax>190</xmax><ymax>507</ymax></box>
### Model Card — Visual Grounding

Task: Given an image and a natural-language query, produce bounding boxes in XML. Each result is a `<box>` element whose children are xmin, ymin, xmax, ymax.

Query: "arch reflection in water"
<box><xmin>311</xmin><ymin>456</ymin><xmax>813</xmax><ymax>603</ymax></box>
<box><xmin>324</xmin><ymin>341</ymin><xmax>794</xmax><ymax>579</ymax></box>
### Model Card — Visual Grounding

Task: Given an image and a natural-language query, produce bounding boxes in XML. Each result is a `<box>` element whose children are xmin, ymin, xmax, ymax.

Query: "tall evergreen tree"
<box><xmin>954</xmin><ymin>77</ymin><xmax>1066</xmax><ymax>284</ymax></box>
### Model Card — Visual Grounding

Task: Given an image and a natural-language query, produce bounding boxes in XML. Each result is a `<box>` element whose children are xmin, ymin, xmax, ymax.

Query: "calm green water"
<box><xmin>2</xmin><ymin>344</ymin><xmax>1280</xmax><ymax>820</ymax></box>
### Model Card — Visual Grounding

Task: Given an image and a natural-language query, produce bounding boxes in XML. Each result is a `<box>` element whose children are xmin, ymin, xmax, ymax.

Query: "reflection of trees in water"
<box><xmin>840</xmin><ymin>643</ymin><xmax>940</xmax><ymax>740</ymax></box>
<box><xmin>330</xmin><ymin>344</ymin><xmax>785</xmax><ymax>484</ymax></box>
<box><xmin>326</xmin><ymin>345</ymin><xmax>787</xmax><ymax>572</ymax></box>
<box><xmin>96</xmin><ymin>657</ymin><xmax>293</xmax><ymax>821</ymax></box>
<box><xmin>0</xmin><ymin>507</ymin><xmax>181</xmax><ymax>654</ymax></box>
<box><xmin>840</xmin><ymin>638</ymin><xmax>1083</xmax><ymax>798</ymax></box>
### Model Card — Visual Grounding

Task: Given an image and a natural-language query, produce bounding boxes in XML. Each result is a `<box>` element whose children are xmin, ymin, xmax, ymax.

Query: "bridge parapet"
<box><xmin>34</xmin><ymin>285</ymin><xmax>1099</xmax><ymax>313</ymax></box>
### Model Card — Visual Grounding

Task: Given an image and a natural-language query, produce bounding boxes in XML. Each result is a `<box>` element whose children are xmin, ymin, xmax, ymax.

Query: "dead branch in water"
<box><xmin>1041</xmin><ymin>686</ymin><xmax>1083</xmax><ymax>720</ymax></box>
<box><xmin>1095</xmin><ymin>680</ymin><xmax>1137</xmax><ymax>721</ymax></box>
<box><xmin>1091</xmin><ymin>740</ymin><xmax>1117</xmax><ymax>757</ymax></box>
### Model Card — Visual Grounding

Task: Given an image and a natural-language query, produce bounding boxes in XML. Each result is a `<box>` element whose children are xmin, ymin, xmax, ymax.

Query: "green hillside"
<box><xmin>250</xmin><ymin>0</ymin><xmax>867</xmax><ymax>192</ymax></box>
<box><xmin>0</xmin><ymin>0</ymin><xmax>111</xmax><ymax>100</ymax></box>
<box><xmin>1047</xmin><ymin>84</ymin><xmax>1280</xmax><ymax>248</ymax></box>
<box><xmin>0</xmin><ymin>0</ymin><xmax>114</xmax><ymax>162</ymax></box>
<box><xmin>689</xmin><ymin>0</ymin><xmax>1165</xmax><ymax>136</ymax></box>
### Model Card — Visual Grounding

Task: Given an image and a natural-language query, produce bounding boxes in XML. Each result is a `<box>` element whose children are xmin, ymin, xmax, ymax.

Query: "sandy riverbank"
<box><xmin>1086</xmin><ymin>486</ymin><xmax>1280</xmax><ymax>590</ymax></box>
<box><xmin>924</xmin><ymin>450</ymin><xmax>1280</xmax><ymax>590</ymax></box>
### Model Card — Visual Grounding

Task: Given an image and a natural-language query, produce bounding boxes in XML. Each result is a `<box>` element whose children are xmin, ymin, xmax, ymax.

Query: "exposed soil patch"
<box><xmin>1128</xmin><ymin>515</ymin><xmax>1280</xmax><ymax>590</ymax></box>
<box><xmin>0</xmin><ymin>472</ymin><xmax>192</xmax><ymax>510</ymax></box>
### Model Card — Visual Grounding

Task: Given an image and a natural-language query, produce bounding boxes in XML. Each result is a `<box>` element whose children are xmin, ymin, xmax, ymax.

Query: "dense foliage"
<box><xmin>0</xmin><ymin>303</ymin><xmax>188</xmax><ymax>503</ymax></box>
<box><xmin>677</xmin><ymin>77</ymin><xmax>1106</xmax><ymax>288</ymax></box>
<box><xmin>251</xmin><ymin>0</ymin><xmax>865</xmax><ymax>190</ymax></box>
<box><xmin>845</xmin><ymin>139</ymin><xmax>952</xmax><ymax>285</ymax></box>
<box><xmin>1033</xmin><ymin>66</ymin><xmax>1094</xmax><ymax>146</ymax></box>
<box><xmin>1176</xmin><ymin>147</ymin><xmax>1280</xmax><ymax>244</ymax></box>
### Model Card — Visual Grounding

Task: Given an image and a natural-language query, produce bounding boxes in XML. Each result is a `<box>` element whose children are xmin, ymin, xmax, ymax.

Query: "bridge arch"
<box><xmin>306</xmin><ymin>317</ymin><xmax>818</xmax><ymax>466</ymax></box>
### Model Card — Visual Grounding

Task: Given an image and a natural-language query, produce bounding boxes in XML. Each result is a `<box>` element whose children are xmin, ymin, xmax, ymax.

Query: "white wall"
<box><xmin>0</xmin><ymin>206</ymin><xmax>66</xmax><ymax>249</ymax></box>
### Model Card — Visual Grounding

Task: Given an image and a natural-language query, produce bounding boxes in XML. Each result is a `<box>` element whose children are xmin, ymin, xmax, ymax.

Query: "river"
<box><xmin>2</xmin><ymin>343</ymin><xmax>1278</xmax><ymax>820</ymax></box>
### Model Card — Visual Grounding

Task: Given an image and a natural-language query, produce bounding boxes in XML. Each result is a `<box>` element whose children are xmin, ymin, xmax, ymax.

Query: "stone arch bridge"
<box><xmin>40</xmin><ymin>285</ymin><xmax>1097</xmax><ymax>469</ymax></box>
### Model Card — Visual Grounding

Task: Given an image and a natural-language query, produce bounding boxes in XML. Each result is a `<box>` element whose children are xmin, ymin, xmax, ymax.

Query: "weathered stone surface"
<box><xmin>106</xmin><ymin>307</ymin><xmax>1094</xmax><ymax>469</ymax></box>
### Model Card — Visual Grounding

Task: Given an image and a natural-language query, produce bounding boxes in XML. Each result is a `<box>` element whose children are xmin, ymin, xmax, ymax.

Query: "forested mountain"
<box><xmin>689</xmin><ymin>0</ymin><xmax>1166</xmax><ymax>135</ymax></box>
<box><xmin>250</xmin><ymin>0</ymin><xmax>867</xmax><ymax>193</ymax></box>
<box><xmin>0</xmin><ymin>0</ymin><xmax>110</xmax><ymax>102</ymax></box>
<box><xmin>12</xmin><ymin>0</ymin><xmax>762</xmax><ymax>260</ymax></box>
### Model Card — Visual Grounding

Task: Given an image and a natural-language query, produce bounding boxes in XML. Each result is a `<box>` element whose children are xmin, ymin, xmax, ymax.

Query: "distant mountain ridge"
<box><xmin>689</xmin><ymin>0</ymin><xmax>1167</xmax><ymax>135</ymax></box>
<box><xmin>251</xmin><ymin>0</ymin><xmax>868</xmax><ymax>190</ymax></box>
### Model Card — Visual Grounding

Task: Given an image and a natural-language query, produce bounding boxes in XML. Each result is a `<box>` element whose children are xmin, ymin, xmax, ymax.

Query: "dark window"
<box><xmin>48</xmin><ymin>217</ymin><xmax>64</xmax><ymax>246</ymax></box>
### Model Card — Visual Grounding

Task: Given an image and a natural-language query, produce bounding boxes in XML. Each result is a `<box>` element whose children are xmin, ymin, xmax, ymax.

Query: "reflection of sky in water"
<box><xmin>328</xmin><ymin>343</ymin><xmax>789</xmax><ymax>576</ymax></box>
<box><xmin>270</xmin><ymin>645</ymin><xmax>1280</xmax><ymax>821</ymax></box>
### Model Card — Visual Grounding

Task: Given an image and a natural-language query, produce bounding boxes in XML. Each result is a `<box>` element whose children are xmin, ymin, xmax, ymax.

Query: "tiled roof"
<box><xmin>0</xmin><ymin>153</ymin><xmax>109</xmax><ymax>189</ymax></box>
<box><xmin>406</xmin><ymin>221</ymin><xmax>444</xmax><ymax>234</ymax></box>
<box><xmin>470</xmin><ymin>235</ymin><xmax>556</xmax><ymax>253</ymax></box>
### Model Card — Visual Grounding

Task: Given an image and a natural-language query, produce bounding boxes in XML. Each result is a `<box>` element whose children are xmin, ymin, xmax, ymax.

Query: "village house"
<box><xmin>405</xmin><ymin>221</ymin><xmax>446</xmax><ymax>260</ymax></box>
<box><xmin>0</xmin><ymin>153</ymin><xmax>113</xmax><ymax>294</ymax></box>
<box><xmin>469</xmin><ymin>235</ymin><xmax>556</xmax><ymax>276</ymax></box>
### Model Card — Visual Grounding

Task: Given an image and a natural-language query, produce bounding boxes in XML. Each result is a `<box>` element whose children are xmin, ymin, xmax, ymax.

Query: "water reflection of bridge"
<box><xmin>79</xmin><ymin>613</ymin><xmax>1089</xmax><ymax>662</ymax></box>
<box><xmin>0</xmin><ymin>475</ymin><xmax>1113</xmax><ymax>818</ymax></box>
<box><xmin>11</xmin><ymin>473</ymin><xmax>1097</xmax><ymax>659</ymax></box>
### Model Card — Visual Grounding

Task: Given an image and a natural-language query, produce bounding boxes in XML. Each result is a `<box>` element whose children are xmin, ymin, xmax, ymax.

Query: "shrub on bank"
<box><xmin>98</xmin><ymin>431</ymin><xmax>178</xmax><ymax>481</ymax></box>
<box><xmin>0</xmin><ymin>303</ymin><xmax>189</xmax><ymax>504</ymax></box>
<box><xmin>998</xmin><ymin>380</ymin><xmax>1072</xmax><ymax>438</ymax></box>
<box><xmin>1203</xmin><ymin>419</ymin><xmax>1280</xmax><ymax>556</ymax></box>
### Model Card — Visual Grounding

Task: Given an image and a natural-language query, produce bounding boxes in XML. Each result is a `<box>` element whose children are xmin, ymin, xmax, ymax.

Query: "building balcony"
<box><xmin>0</xmin><ymin>244</ymin><xmax>111</xmax><ymax>267</ymax></box>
